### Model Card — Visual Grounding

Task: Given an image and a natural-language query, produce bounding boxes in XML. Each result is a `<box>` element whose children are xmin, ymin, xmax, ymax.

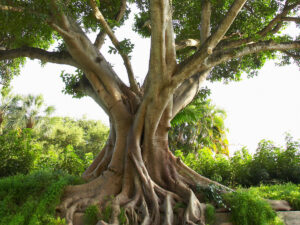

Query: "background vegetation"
<box><xmin>1</xmin><ymin>91</ymin><xmax>299</xmax><ymax>224</ymax></box>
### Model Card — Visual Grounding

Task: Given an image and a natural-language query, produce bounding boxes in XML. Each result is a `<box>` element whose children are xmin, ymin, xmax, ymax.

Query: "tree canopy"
<box><xmin>0</xmin><ymin>0</ymin><xmax>299</xmax><ymax>91</ymax></box>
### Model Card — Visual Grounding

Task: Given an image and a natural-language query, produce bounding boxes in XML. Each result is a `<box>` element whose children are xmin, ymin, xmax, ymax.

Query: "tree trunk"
<box><xmin>56</xmin><ymin>98</ymin><xmax>230</xmax><ymax>225</ymax></box>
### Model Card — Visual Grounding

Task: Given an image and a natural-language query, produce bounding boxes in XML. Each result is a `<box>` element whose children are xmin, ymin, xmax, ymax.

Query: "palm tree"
<box><xmin>169</xmin><ymin>92</ymin><xmax>229</xmax><ymax>155</ymax></box>
<box><xmin>7</xmin><ymin>94</ymin><xmax>55</xmax><ymax>129</ymax></box>
<box><xmin>0</xmin><ymin>87</ymin><xmax>21</xmax><ymax>131</ymax></box>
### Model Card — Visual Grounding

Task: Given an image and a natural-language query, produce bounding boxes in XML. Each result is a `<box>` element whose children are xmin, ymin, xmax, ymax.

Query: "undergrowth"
<box><xmin>249</xmin><ymin>183</ymin><xmax>300</xmax><ymax>210</ymax></box>
<box><xmin>224</xmin><ymin>190</ymin><xmax>284</xmax><ymax>225</ymax></box>
<box><xmin>0</xmin><ymin>170</ymin><xmax>83</xmax><ymax>225</ymax></box>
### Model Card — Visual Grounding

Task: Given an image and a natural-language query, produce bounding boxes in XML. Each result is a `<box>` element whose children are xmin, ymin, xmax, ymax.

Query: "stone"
<box><xmin>278</xmin><ymin>211</ymin><xmax>300</xmax><ymax>225</ymax></box>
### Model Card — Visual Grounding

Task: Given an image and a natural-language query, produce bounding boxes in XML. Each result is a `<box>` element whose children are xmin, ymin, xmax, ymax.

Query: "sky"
<box><xmin>9</xmin><ymin>6</ymin><xmax>300</xmax><ymax>155</ymax></box>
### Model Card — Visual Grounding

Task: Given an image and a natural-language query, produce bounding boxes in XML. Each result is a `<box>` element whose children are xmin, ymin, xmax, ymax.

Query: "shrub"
<box><xmin>205</xmin><ymin>204</ymin><xmax>216</xmax><ymax>225</ymax></box>
<box><xmin>84</xmin><ymin>205</ymin><xmax>100</xmax><ymax>225</ymax></box>
<box><xmin>0</xmin><ymin>170</ymin><xmax>83</xmax><ymax>225</ymax></box>
<box><xmin>0</xmin><ymin>129</ymin><xmax>35</xmax><ymax>177</ymax></box>
<box><xmin>223</xmin><ymin>190</ymin><xmax>283</xmax><ymax>225</ymax></box>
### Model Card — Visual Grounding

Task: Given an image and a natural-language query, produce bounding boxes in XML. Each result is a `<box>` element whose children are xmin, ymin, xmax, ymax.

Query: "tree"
<box><xmin>0</xmin><ymin>87</ymin><xmax>21</xmax><ymax>131</ymax></box>
<box><xmin>169</xmin><ymin>90</ymin><xmax>229</xmax><ymax>155</ymax></box>
<box><xmin>0</xmin><ymin>0</ymin><xmax>299</xmax><ymax>224</ymax></box>
<box><xmin>8</xmin><ymin>94</ymin><xmax>55</xmax><ymax>129</ymax></box>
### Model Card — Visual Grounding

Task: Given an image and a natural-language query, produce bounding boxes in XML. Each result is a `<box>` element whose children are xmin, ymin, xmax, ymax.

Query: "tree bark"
<box><xmin>55</xmin><ymin>88</ymin><xmax>231</xmax><ymax>225</ymax></box>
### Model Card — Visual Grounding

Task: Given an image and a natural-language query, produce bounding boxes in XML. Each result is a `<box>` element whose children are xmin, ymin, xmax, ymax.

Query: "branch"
<box><xmin>258</xmin><ymin>2</ymin><xmax>300</xmax><ymax>37</ymax></box>
<box><xmin>217</xmin><ymin>2</ymin><xmax>300</xmax><ymax>51</ymax></box>
<box><xmin>89</xmin><ymin>0</ymin><xmax>140</xmax><ymax>94</ymax></box>
<box><xmin>206</xmin><ymin>41</ymin><xmax>300</xmax><ymax>72</ymax></box>
<box><xmin>49</xmin><ymin>0</ymin><xmax>71</xmax><ymax>31</ymax></box>
<box><xmin>282</xmin><ymin>50</ymin><xmax>300</xmax><ymax>60</ymax></box>
<box><xmin>148</xmin><ymin>0</ymin><xmax>177</xmax><ymax>84</ymax></box>
<box><xmin>94</xmin><ymin>0</ymin><xmax>127</xmax><ymax>50</ymax></box>
<box><xmin>172</xmin><ymin>0</ymin><xmax>247</xmax><ymax>87</ymax></box>
<box><xmin>165</xmin><ymin>0</ymin><xmax>177</xmax><ymax>73</ymax></box>
<box><xmin>172</xmin><ymin>70</ymin><xmax>210</xmax><ymax>117</ymax></box>
<box><xmin>175</xmin><ymin>39</ymin><xmax>200</xmax><ymax>51</ymax></box>
<box><xmin>0</xmin><ymin>47</ymin><xmax>76</xmax><ymax>66</ymax></box>
<box><xmin>282</xmin><ymin>17</ymin><xmax>300</xmax><ymax>23</ymax></box>
<box><xmin>200</xmin><ymin>0</ymin><xmax>211</xmax><ymax>43</ymax></box>
<box><xmin>0</xmin><ymin>5</ymin><xmax>24</xmax><ymax>12</ymax></box>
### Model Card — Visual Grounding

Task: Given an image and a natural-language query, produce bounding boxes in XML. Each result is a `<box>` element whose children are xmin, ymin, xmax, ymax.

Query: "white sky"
<box><xmin>10</xmin><ymin>7</ymin><xmax>300</xmax><ymax>155</ymax></box>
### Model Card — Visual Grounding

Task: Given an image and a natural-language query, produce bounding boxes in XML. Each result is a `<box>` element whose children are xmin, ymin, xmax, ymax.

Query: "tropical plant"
<box><xmin>0</xmin><ymin>87</ymin><xmax>21</xmax><ymax>132</ymax></box>
<box><xmin>1</xmin><ymin>0</ymin><xmax>299</xmax><ymax>223</ymax></box>
<box><xmin>7</xmin><ymin>94</ymin><xmax>55</xmax><ymax>129</ymax></box>
<box><xmin>170</xmin><ymin>90</ymin><xmax>229</xmax><ymax>155</ymax></box>
<box><xmin>0</xmin><ymin>129</ymin><xmax>35</xmax><ymax>177</ymax></box>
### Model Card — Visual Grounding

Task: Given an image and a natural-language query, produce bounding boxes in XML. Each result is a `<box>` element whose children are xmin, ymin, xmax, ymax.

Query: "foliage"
<box><xmin>84</xmin><ymin>205</ymin><xmax>101</xmax><ymax>225</ymax></box>
<box><xmin>205</xmin><ymin>204</ymin><xmax>216</xmax><ymax>225</ymax></box>
<box><xmin>0</xmin><ymin>87</ymin><xmax>21</xmax><ymax>132</ymax></box>
<box><xmin>170</xmin><ymin>90</ymin><xmax>229</xmax><ymax>155</ymax></box>
<box><xmin>248</xmin><ymin>183</ymin><xmax>300</xmax><ymax>210</ymax></box>
<box><xmin>223</xmin><ymin>190</ymin><xmax>283</xmax><ymax>225</ymax></box>
<box><xmin>0</xmin><ymin>170</ymin><xmax>83</xmax><ymax>225</ymax></box>
<box><xmin>175</xmin><ymin>134</ymin><xmax>300</xmax><ymax>187</ymax></box>
<box><xmin>176</xmin><ymin>148</ymin><xmax>232</xmax><ymax>185</ymax></box>
<box><xmin>3</xmin><ymin>93</ymin><xmax>55</xmax><ymax>130</ymax></box>
<box><xmin>0</xmin><ymin>129</ymin><xmax>35</xmax><ymax>177</ymax></box>
<box><xmin>0</xmin><ymin>113</ymin><xmax>109</xmax><ymax>176</ymax></box>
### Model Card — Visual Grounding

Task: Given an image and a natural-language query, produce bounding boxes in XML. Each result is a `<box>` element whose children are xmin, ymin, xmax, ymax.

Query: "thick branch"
<box><xmin>282</xmin><ymin>17</ymin><xmax>300</xmax><ymax>22</ymax></box>
<box><xmin>50</xmin><ymin>0</ymin><xmax>70</xmax><ymax>31</ymax></box>
<box><xmin>172</xmin><ymin>70</ymin><xmax>210</xmax><ymax>118</ymax></box>
<box><xmin>89</xmin><ymin>0</ymin><xmax>140</xmax><ymax>94</ymax></box>
<box><xmin>0</xmin><ymin>47</ymin><xmax>76</xmax><ymax>66</ymax></box>
<box><xmin>148</xmin><ymin>0</ymin><xmax>166</xmax><ymax>80</ymax></box>
<box><xmin>175</xmin><ymin>39</ymin><xmax>200</xmax><ymax>51</ymax></box>
<box><xmin>148</xmin><ymin>0</ymin><xmax>176</xmax><ymax>83</ymax></box>
<box><xmin>200</xmin><ymin>0</ymin><xmax>211</xmax><ymax>43</ymax></box>
<box><xmin>94</xmin><ymin>0</ymin><xmax>127</xmax><ymax>50</ymax></box>
<box><xmin>165</xmin><ymin>1</ymin><xmax>177</xmax><ymax>74</ymax></box>
<box><xmin>206</xmin><ymin>41</ymin><xmax>300</xmax><ymax>72</ymax></box>
<box><xmin>172</xmin><ymin>0</ymin><xmax>247</xmax><ymax>88</ymax></box>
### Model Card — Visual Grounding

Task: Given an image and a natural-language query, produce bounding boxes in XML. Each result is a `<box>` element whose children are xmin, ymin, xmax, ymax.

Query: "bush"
<box><xmin>205</xmin><ymin>204</ymin><xmax>216</xmax><ymax>225</ymax></box>
<box><xmin>223</xmin><ymin>190</ymin><xmax>283</xmax><ymax>225</ymax></box>
<box><xmin>175</xmin><ymin>134</ymin><xmax>300</xmax><ymax>187</ymax></box>
<box><xmin>0</xmin><ymin>129</ymin><xmax>35</xmax><ymax>177</ymax></box>
<box><xmin>0</xmin><ymin>170</ymin><xmax>83</xmax><ymax>225</ymax></box>
<box><xmin>84</xmin><ymin>205</ymin><xmax>101</xmax><ymax>225</ymax></box>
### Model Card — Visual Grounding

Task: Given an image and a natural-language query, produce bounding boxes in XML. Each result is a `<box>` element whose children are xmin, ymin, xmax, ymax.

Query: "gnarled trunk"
<box><xmin>57</xmin><ymin>94</ymin><xmax>230</xmax><ymax>225</ymax></box>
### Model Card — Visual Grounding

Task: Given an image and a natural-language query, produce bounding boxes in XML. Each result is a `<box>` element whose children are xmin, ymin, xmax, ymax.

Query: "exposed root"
<box><xmin>184</xmin><ymin>190</ymin><xmax>206</xmax><ymax>225</ymax></box>
<box><xmin>162</xmin><ymin>194</ymin><xmax>174</xmax><ymax>225</ymax></box>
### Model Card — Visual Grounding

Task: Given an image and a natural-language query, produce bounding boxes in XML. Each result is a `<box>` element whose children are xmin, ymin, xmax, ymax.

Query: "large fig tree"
<box><xmin>0</xmin><ymin>0</ymin><xmax>299</xmax><ymax>224</ymax></box>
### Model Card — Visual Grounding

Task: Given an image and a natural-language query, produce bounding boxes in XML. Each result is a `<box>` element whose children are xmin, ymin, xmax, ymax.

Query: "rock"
<box><xmin>213</xmin><ymin>213</ymin><xmax>232</xmax><ymax>225</ymax></box>
<box><xmin>266</xmin><ymin>199</ymin><xmax>292</xmax><ymax>211</ymax></box>
<box><xmin>213</xmin><ymin>211</ymin><xmax>300</xmax><ymax>225</ymax></box>
<box><xmin>278</xmin><ymin>211</ymin><xmax>300</xmax><ymax>225</ymax></box>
